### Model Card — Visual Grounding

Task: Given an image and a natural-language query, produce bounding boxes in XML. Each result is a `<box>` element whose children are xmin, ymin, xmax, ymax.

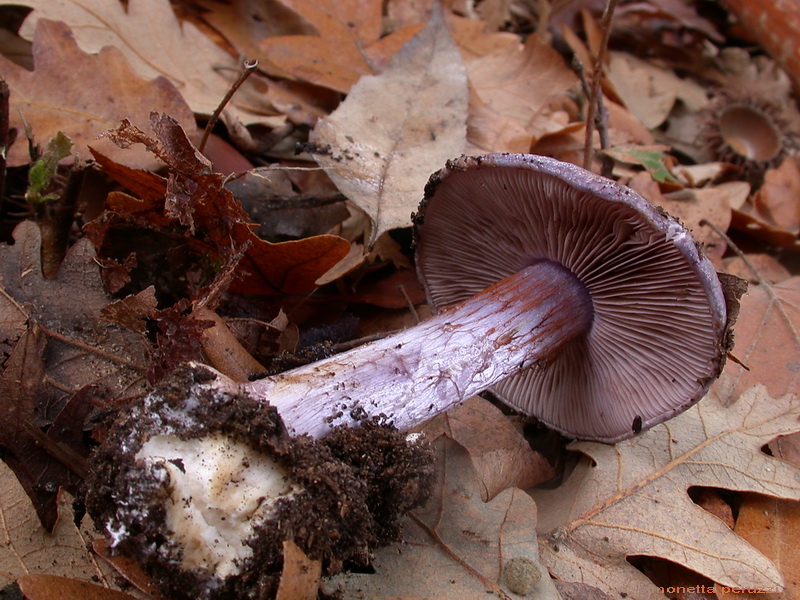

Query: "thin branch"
<box><xmin>198</xmin><ymin>59</ymin><xmax>259</xmax><ymax>153</ymax></box>
<box><xmin>582</xmin><ymin>0</ymin><xmax>618</xmax><ymax>170</ymax></box>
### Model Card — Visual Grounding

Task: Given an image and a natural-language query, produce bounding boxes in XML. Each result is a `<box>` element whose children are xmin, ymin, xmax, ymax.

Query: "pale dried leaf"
<box><xmin>324</xmin><ymin>438</ymin><xmax>560</xmax><ymax>599</ymax></box>
<box><xmin>0</xmin><ymin>221</ymin><xmax>148</xmax><ymax>398</ymax></box>
<box><xmin>534</xmin><ymin>386</ymin><xmax>800</xmax><ymax>600</ymax></box>
<box><xmin>309</xmin><ymin>6</ymin><xmax>467</xmax><ymax>245</ymax></box>
<box><xmin>0</xmin><ymin>461</ymin><xmax>124</xmax><ymax>591</ymax></box>
<box><xmin>275</xmin><ymin>541</ymin><xmax>321</xmax><ymax>600</ymax></box>
<box><xmin>607</xmin><ymin>52</ymin><xmax>708</xmax><ymax>129</ymax></box>
<box><xmin>16</xmin><ymin>0</ymin><xmax>270</xmax><ymax>121</ymax></box>
<box><xmin>423</xmin><ymin>397</ymin><xmax>554</xmax><ymax>500</ymax></box>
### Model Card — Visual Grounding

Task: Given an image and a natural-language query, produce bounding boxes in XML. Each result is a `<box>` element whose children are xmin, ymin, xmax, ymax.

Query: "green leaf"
<box><xmin>604</xmin><ymin>145</ymin><xmax>679</xmax><ymax>184</ymax></box>
<box><xmin>25</xmin><ymin>131</ymin><xmax>73</xmax><ymax>204</ymax></box>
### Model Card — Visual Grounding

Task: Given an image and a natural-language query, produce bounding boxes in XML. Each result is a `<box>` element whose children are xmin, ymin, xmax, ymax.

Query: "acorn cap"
<box><xmin>414</xmin><ymin>154</ymin><xmax>728</xmax><ymax>442</ymax></box>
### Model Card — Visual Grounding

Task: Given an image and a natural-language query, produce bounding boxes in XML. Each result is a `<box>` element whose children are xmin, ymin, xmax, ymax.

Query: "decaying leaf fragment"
<box><xmin>309</xmin><ymin>5</ymin><xmax>468</xmax><ymax>246</ymax></box>
<box><xmin>91</xmin><ymin>114</ymin><xmax>351</xmax><ymax>295</ymax></box>
<box><xmin>0</xmin><ymin>221</ymin><xmax>148</xmax><ymax>529</ymax></box>
<box><xmin>533</xmin><ymin>385</ymin><xmax>800</xmax><ymax>600</ymax></box>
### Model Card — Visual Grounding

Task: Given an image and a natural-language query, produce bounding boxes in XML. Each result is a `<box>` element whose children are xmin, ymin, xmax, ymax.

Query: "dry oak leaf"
<box><xmin>715</xmin><ymin>276</ymin><xmax>800</xmax><ymax>404</ymax></box>
<box><xmin>0</xmin><ymin>220</ymin><xmax>147</xmax><ymax>398</ymax></box>
<box><xmin>532</xmin><ymin>385</ymin><xmax>800</xmax><ymax>600</ymax></box>
<box><xmin>422</xmin><ymin>396</ymin><xmax>555</xmax><ymax>500</ymax></box>
<box><xmin>717</xmin><ymin>494</ymin><xmax>800</xmax><ymax>600</ymax></box>
<box><xmin>260</xmin><ymin>0</ymin><xmax>422</xmax><ymax>93</ymax></box>
<box><xmin>14</xmin><ymin>0</ymin><xmax>271</xmax><ymax>122</ymax></box>
<box><xmin>0</xmin><ymin>463</ymin><xmax>124</xmax><ymax>592</ymax></box>
<box><xmin>323</xmin><ymin>437</ymin><xmax>561</xmax><ymax>600</ymax></box>
<box><xmin>0</xmin><ymin>19</ymin><xmax>195</xmax><ymax>169</ymax></box>
<box><xmin>91</xmin><ymin>115</ymin><xmax>351</xmax><ymax>295</ymax></box>
<box><xmin>466</xmin><ymin>33</ymin><xmax>578</xmax><ymax>139</ymax></box>
<box><xmin>732</xmin><ymin>157</ymin><xmax>800</xmax><ymax>250</ymax></box>
<box><xmin>309</xmin><ymin>5</ymin><xmax>468</xmax><ymax>246</ymax></box>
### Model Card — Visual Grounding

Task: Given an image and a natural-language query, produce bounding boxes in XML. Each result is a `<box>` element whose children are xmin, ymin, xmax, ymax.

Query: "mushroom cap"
<box><xmin>414</xmin><ymin>154</ymin><xmax>728</xmax><ymax>442</ymax></box>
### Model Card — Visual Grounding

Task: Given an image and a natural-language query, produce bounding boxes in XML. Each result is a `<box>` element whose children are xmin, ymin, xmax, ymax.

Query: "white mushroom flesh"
<box><xmin>134</xmin><ymin>434</ymin><xmax>297</xmax><ymax>578</ymax></box>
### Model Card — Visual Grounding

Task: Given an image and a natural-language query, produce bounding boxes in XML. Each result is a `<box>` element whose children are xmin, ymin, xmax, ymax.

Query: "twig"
<box><xmin>198</xmin><ymin>59</ymin><xmax>258</xmax><ymax>153</ymax></box>
<box><xmin>582</xmin><ymin>0</ymin><xmax>618</xmax><ymax>171</ymax></box>
<box><xmin>0</xmin><ymin>78</ymin><xmax>8</xmax><ymax>210</ymax></box>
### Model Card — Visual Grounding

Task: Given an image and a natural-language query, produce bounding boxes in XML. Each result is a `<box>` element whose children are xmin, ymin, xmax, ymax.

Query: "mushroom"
<box><xmin>85</xmin><ymin>153</ymin><xmax>732</xmax><ymax>599</ymax></box>
<box><xmin>240</xmin><ymin>153</ymin><xmax>729</xmax><ymax>442</ymax></box>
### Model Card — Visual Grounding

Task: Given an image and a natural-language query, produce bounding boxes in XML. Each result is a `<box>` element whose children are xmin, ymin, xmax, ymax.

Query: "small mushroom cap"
<box><xmin>414</xmin><ymin>154</ymin><xmax>728</xmax><ymax>442</ymax></box>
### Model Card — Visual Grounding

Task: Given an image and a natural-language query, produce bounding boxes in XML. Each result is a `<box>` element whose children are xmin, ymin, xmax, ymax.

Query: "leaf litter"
<box><xmin>0</xmin><ymin>0</ymin><xmax>800</xmax><ymax>599</ymax></box>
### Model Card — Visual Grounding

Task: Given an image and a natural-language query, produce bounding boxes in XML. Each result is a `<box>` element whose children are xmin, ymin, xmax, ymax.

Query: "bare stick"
<box><xmin>582</xmin><ymin>0</ymin><xmax>618</xmax><ymax>170</ymax></box>
<box><xmin>198</xmin><ymin>59</ymin><xmax>258</xmax><ymax>153</ymax></box>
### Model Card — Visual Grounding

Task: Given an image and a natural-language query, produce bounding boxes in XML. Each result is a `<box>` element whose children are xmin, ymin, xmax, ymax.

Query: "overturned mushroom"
<box><xmin>86</xmin><ymin>154</ymin><xmax>731</xmax><ymax>599</ymax></box>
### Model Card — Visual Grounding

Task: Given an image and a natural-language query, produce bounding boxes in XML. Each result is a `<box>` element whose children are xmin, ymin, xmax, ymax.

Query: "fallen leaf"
<box><xmin>259</xmin><ymin>0</ymin><xmax>383</xmax><ymax>92</ymax></box>
<box><xmin>324</xmin><ymin>437</ymin><xmax>561</xmax><ymax>600</ymax></box>
<box><xmin>733</xmin><ymin>157</ymin><xmax>800</xmax><ymax>250</ymax></box>
<box><xmin>467</xmin><ymin>33</ymin><xmax>577</xmax><ymax>137</ymax></box>
<box><xmin>423</xmin><ymin>397</ymin><xmax>555</xmax><ymax>500</ymax></box>
<box><xmin>16</xmin><ymin>0</ymin><xmax>271</xmax><ymax>122</ymax></box>
<box><xmin>0</xmin><ymin>19</ymin><xmax>194</xmax><ymax>169</ymax></box>
<box><xmin>717</xmin><ymin>494</ymin><xmax>800</xmax><ymax>600</ymax></box>
<box><xmin>275</xmin><ymin>540</ymin><xmax>321</xmax><ymax>600</ymax></box>
<box><xmin>627</xmin><ymin>172</ymin><xmax>734</xmax><ymax>263</ymax></box>
<box><xmin>715</xmin><ymin>277</ymin><xmax>800</xmax><ymax>403</ymax></box>
<box><xmin>0</xmin><ymin>221</ymin><xmax>147</xmax><ymax>527</ymax></box>
<box><xmin>90</xmin><ymin>115</ymin><xmax>351</xmax><ymax>295</ymax></box>
<box><xmin>606</xmin><ymin>51</ymin><xmax>708</xmax><ymax>129</ymax></box>
<box><xmin>17</xmin><ymin>574</ymin><xmax>140</xmax><ymax>600</ymax></box>
<box><xmin>0</xmin><ymin>465</ymin><xmax>122</xmax><ymax>591</ymax></box>
<box><xmin>533</xmin><ymin>385</ymin><xmax>800</xmax><ymax>599</ymax></box>
<box><xmin>0</xmin><ymin>220</ymin><xmax>147</xmax><ymax>399</ymax></box>
<box><xmin>723</xmin><ymin>254</ymin><xmax>792</xmax><ymax>285</ymax></box>
<box><xmin>309</xmin><ymin>6</ymin><xmax>467</xmax><ymax>245</ymax></box>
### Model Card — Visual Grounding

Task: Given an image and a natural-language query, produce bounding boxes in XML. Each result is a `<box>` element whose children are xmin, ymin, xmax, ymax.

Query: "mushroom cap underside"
<box><xmin>414</xmin><ymin>153</ymin><xmax>728</xmax><ymax>442</ymax></box>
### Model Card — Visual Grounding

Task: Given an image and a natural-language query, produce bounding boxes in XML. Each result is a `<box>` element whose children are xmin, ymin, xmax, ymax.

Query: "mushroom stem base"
<box><xmin>246</xmin><ymin>261</ymin><xmax>592</xmax><ymax>437</ymax></box>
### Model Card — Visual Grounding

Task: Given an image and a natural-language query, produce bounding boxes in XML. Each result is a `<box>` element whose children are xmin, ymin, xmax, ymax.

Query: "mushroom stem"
<box><xmin>234</xmin><ymin>259</ymin><xmax>592</xmax><ymax>437</ymax></box>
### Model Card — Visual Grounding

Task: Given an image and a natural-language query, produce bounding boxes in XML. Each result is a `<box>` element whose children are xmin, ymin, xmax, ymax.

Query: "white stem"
<box><xmin>243</xmin><ymin>260</ymin><xmax>593</xmax><ymax>438</ymax></box>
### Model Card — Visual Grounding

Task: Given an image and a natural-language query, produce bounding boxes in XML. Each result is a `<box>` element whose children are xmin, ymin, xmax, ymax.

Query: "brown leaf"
<box><xmin>324</xmin><ymin>437</ymin><xmax>561</xmax><ymax>599</ymax></box>
<box><xmin>309</xmin><ymin>5</ymin><xmax>468</xmax><ymax>245</ymax></box>
<box><xmin>715</xmin><ymin>277</ymin><xmax>800</xmax><ymax>403</ymax></box>
<box><xmin>733</xmin><ymin>157</ymin><xmax>800</xmax><ymax>249</ymax></box>
<box><xmin>0</xmin><ymin>222</ymin><xmax>147</xmax><ymax>528</ymax></box>
<box><xmin>260</xmin><ymin>0</ymin><xmax>418</xmax><ymax>93</ymax></box>
<box><xmin>1</xmin><ymin>20</ymin><xmax>194</xmax><ymax>169</ymax></box>
<box><xmin>91</xmin><ymin>116</ymin><xmax>351</xmax><ymax>295</ymax></box>
<box><xmin>275</xmin><ymin>541</ymin><xmax>321</xmax><ymax>600</ymax></box>
<box><xmin>423</xmin><ymin>397</ymin><xmax>554</xmax><ymax>500</ymax></box>
<box><xmin>0</xmin><ymin>221</ymin><xmax>148</xmax><ymax>397</ymax></box>
<box><xmin>17</xmin><ymin>0</ymin><xmax>272</xmax><ymax>122</ymax></box>
<box><xmin>466</xmin><ymin>33</ymin><xmax>578</xmax><ymax>138</ymax></box>
<box><xmin>717</xmin><ymin>494</ymin><xmax>800</xmax><ymax>599</ymax></box>
<box><xmin>533</xmin><ymin>385</ymin><xmax>800</xmax><ymax>598</ymax></box>
<box><xmin>18</xmin><ymin>574</ymin><xmax>140</xmax><ymax>600</ymax></box>
<box><xmin>0</xmin><ymin>467</ymin><xmax>122</xmax><ymax>590</ymax></box>
<box><xmin>627</xmin><ymin>172</ymin><xmax>733</xmax><ymax>263</ymax></box>
<box><xmin>100</xmin><ymin>287</ymin><xmax>158</xmax><ymax>336</ymax></box>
